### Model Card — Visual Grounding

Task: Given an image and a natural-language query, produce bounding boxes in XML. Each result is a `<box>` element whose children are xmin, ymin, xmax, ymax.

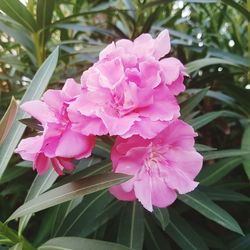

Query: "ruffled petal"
<box><xmin>55</xmin><ymin>128</ymin><xmax>95</xmax><ymax>158</ymax></box>
<box><xmin>154</xmin><ymin>29</ymin><xmax>171</xmax><ymax>59</ymax></box>
<box><xmin>15</xmin><ymin>135</ymin><xmax>43</xmax><ymax>161</ymax></box>
<box><xmin>21</xmin><ymin>100</ymin><xmax>56</xmax><ymax>124</ymax></box>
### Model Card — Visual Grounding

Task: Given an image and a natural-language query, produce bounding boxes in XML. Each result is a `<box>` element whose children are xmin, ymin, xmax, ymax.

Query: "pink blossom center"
<box><xmin>143</xmin><ymin>144</ymin><xmax>169</xmax><ymax>174</ymax></box>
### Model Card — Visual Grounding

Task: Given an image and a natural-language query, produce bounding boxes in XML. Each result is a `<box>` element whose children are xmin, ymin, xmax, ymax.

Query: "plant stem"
<box><xmin>33</xmin><ymin>32</ymin><xmax>43</xmax><ymax>67</ymax></box>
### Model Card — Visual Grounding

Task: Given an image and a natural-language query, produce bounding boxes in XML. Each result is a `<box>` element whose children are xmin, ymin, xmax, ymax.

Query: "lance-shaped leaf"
<box><xmin>0</xmin><ymin>0</ymin><xmax>37</xmax><ymax>32</ymax></box>
<box><xmin>117</xmin><ymin>202</ymin><xmax>144</xmax><ymax>250</ymax></box>
<box><xmin>165</xmin><ymin>210</ymin><xmax>208</xmax><ymax>250</ymax></box>
<box><xmin>241</xmin><ymin>124</ymin><xmax>250</xmax><ymax>179</ymax></box>
<box><xmin>178</xmin><ymin>190</ymin><xmax>243</xmax><ymax>235</ymax></box>
<box><xmin>7</xmin><ymin>173</ymin><xmax>131</xmax><ymax>221</ymax></box>
<box><xmin>18</xmin><ymin>169</ymin><xmax>58</xmax><ymax>234</ymax></box>
<box><xmin>0</xmin><ymin>46</ymin><xmax>59</xmax><ymax>180</ymax></box>
<box><xmin>0</xmin><ymin>97</ymin><xmax>18</xmax><ymax>145</ymax></box>
<box><xmin>38</xmin><ymin>237</ymin><xmax>133</xmax><ymax>250</ymax></box>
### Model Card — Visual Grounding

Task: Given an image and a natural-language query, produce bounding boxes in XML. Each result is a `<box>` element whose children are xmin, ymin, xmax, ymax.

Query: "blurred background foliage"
<box><xmin>0</xmin><ymin>0</ymin><xmax>250</xmax><ymax>250</ymax></box>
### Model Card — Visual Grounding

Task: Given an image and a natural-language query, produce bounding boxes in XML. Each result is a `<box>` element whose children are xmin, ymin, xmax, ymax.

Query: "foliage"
<box><xmin>0</xmin><ymin>0</ymin><xmax>249</xmax><ymax>249</ymax></box>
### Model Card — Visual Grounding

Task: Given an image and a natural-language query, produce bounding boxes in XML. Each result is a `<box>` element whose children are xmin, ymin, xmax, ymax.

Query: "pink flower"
<box><xmin>68</xmin><ymin>29</ymin><xmax>185</xmax><ymax>139</ymax></box>
<box><xmin>15</xmin><ymin>79</ymin><xmax>95</xmax><ymax>175</ymax></box>
<box><xmin>109</xmin><ymin>120</ymin><xmax>203</xmax><ymax>211</ymax></box>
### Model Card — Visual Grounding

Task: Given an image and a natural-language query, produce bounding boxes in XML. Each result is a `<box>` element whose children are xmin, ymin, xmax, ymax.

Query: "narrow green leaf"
<box><xmin>165</xmin><ymin>210</ymin><xmax>208</xmax><ymax>250</ymax></box>
<box><xmin>53</xmin><ymin>160</ymin><xmax>112</xmax><ymax>188</ymax></box>
<box><xmin>195</xmin><ymin>144</ymin><xmax>216</xmax><ymax>152</ymax></box>
<box><xmin>7</xmin><ymin>173</ymin><xmax>131</xmax><ymax>221</ymax></box>
<box><xmin>202</xmin><ymin>150</ymin><xmax>249</xmax><ymax>161</ymax></box>
<box><xmin>221</xmin><ymin>0</ymin><xmax>250</xmax><ymax>21</ymax></box>
<box><xmin>181</xmin><ymin>88</ymin><xmax>209</xmax><ymax>119</ymax></box>
<box><xmin>18</xmin><ymin>168</ymin><xmax>58</xmax><ymax>234</ymax></box>
<box><xmin>189</xmin><ymin>111</ymin><xmax>243</xmax><ymax>130</ymax></box>
<box><xmin>0</xmin><ymin>46</ymin><xmax>59</xmax><ymax>180</ymax></box>
<box><xmin>178</xmin><ymin>190</ymin><xmax>244</xmax><ymax>235</ymax></box>
<box><xmin>0</xmin><ymin>221</ymin><xmax>19</xmax><ymax>244</ymax></box>
<box><xmin>37</xmin><ymin>0</ymin><xmax>55</xmax><ymax>49</ymax></box>
<box><xmin>57</xmin><ymin>190</ymin><xmax>113</xmax><ymax>236</ymax></box>
<box><xmin>0</xmin><ymin>0</ymin><xmax>37</xmax><ymax>32</ymax></box>
<box><xmin>186</xmin><ymin>58</ymin><xmax>238</xmax><ymax>74</ymax></box>
<box><xmin>0</xmin><ymin>167</ymin><xmax>28</xmax><ymax>184</ymax></box>
<box><xmin>38</xmin><ymin>237</ymin><xmax>133</xmax><ymax>250</ymax></box>
<box><xmin>80</xmin><ymin>200</ymin><xmax>123</xmax><ymax>237</ymax></box>
<box><xmin>0</xmin><ymin>20</ymin><xmax>34</xmax><ymax>51</ymax></box>
<box><xmin>144</xmin><ymin>215</ymin><xmax>172</xmax><ymax>250</ymax></box>
<box><xmin>153</xmin><ymin>208</ymin><xmax>170</xmax><ymax>229</ymax></box>
<box><xmin>230</xmin><ymin>234</ymin><xmax>250</xmax><ymax>250</ymax></box>
<box><xmin>0</xmin><ymin>222</ymin><xmax>33</xmax><ymax>250</ymax></box>
<box><xmin>117</xmin><ymin>202</ymin><xmax>144</xmax><ymax>250</ymax></box>
<box><xmin>192</xmin><ymin>224</ymin><xmax>226</xmax><ymax>249</ymax></box>
<box><xmin>0</xmin><ymin>97</ymin><xmax>18</xmax><ymax>145</ymax></box>
<box><xmin>202</xmin><ymin>187</ymin><xmax>250</xmax><ymax>202</ymax></box>
<box><xmin>9</xmin><ymin>243</ymin><xmax>22</xmax><ymax>250</ymax></box>
<box><xmin>198</xmin><ymin>157</ymin><xmax>243</xmax><ymax>185</ymax></box>
<box><xmin>241</xmin><ymin>124</ymin><xmax>250</xmax><ymax>179</ymax></box>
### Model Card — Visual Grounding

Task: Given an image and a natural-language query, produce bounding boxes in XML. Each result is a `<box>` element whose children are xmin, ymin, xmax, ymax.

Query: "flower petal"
<box><xmin>151</xmin><ymin>177</ymin><xmax>177</xmax><ymax>207</ymax></box>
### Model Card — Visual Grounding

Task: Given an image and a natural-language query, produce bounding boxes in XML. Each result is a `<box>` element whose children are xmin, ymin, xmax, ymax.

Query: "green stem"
<box><xmin>32</xmin><ymin>32</ymin><xmax>43</xmax><ymax>66</ymax></box>
<box><xmin>0</xmin><ymin>222</ymin><xmax>35</xmax><ymax>250</ymax></box>
<box><xmin>27</xmin><ymin>0</ymin><xmax>35</xmax><ymax>14</ymax></box>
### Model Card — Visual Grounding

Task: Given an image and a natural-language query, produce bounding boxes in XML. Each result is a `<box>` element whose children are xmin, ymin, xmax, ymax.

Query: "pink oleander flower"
<box><xmin>109</xmin><ymin>120</ymin><xmax>203</xmax><ymax>211</ymax></box>
<box><xmin>15</xmin><ymin>79</ymin><xmax>95</xmax><ymax>175</ymax></box>
<box><xmin>68</xmin><ymin>29</ymin><xmax>186</xmax><ymax>139</ymax></box>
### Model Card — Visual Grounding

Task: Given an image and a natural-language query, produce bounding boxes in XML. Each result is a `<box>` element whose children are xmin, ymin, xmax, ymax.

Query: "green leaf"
<box><xmin>195</xmin><ymin>144</ymin><xmax>216</xmax><ymax>152</ymax></box>
<box><xmin>229</xmin><ymin>234</ymin><xmax>250</xmax><ymax>250</ymax></box>
<box><xmin>37</xmin><ymin>0</ymin><xmax>55</xmax><ymax>49</ymax></box>
<box><xmin>7</xmin><ymin>173</ymin><xmax>131</xmax><ymax>221</ymax></box>
<box><xmin>221</xmin><ymin>0</ymin><xmax>250</xmax><ymax>21</ymax></box>
<box><xmin>0</xmin><ymin>222</ymin><xmax>33</xmax><ymax>250</ymax></box>
<box><xmin>221</xmin><ymin>84</ymin><xmax>250</xmax><ymax>115</ymax></box>
<box><xmin>80</xmin><ymin>200</ymin><xmax>123</xmax><ymax>237</ymax></box>
<box><xmin>0</xmin><ymin>167</ymin><xmax>28</xmax><ymax>184</ymax></box>
<box><xmin>191</xmin><ymin>224</ymin><xmax>226</xmax><ymax>249</ymax></box>
<box><xmin>165</xmin><ymin>210</ymin><xmax>208</xmax><ymax>250</ymax></box>
<box><xmin>38</xmin><ymin>237</ymin><xmax>133</xmax><ymax>250</ymax></box>
<box><xmin>241</xmin><ymin>124</ymin><xmax>250</xmax><ymax>179</ymax></box>
<box><xmin>198</xmin><ymin>157</ymin><xmax>243</xmax><ymax>185</ymax></box>
<box><xmin>186</xmin><ymin>58</ymin><xmax>238</xmax><ymax>74</ymax></box>
<box><xmin>0</xmin><ymin>46</ymin><xmax>59</xmax><ymax>180</ymax></box>
<box><xmin>53</xmin><ymin>160</ymin><xmax>112</xmax><ymax>188</ymax></box>
<box><xmin>117</xmin><ymin>202</ymin><xmax>144</xmax><ymax>250</ymax></box>
<box><xmin>0</xmin><ymin>97</ymin><xmax>18</xmax><ymax>145</ymax></box>
<box><xmin>181</xmin><ymin>88</ymin><xmax>209</xmax><ymax>119</ymax></box>
<box><xmin>9</xmin><ymin>243</ymin><xmax>22</xmax><ymax>250</ymax></box>
<box><xmin>56</xmin><ymin>190</ymin><xmax>113</xmax><ymax>236</ymax></box>
<box><xmin>178</xmin><ymin>190</ymin><xmax>243</xmax><ymax>235</ymax></box>
<box><xmin>202</xmin><ymin>187</ymin><xmax>250</xmax><ymax>202</ymax></box>
<box><xmin>144</xmin><ymin>215</ymin><xmax>172</xmax><ymax>250</ymax></box>
<box><xmin>189</xmin><ymin>111</ymin><xmax>243</xmax><ymax>130</ymax></box>
<box><xmin>202</xmin><ymin>150</ymin><xmax>249</xmax><ymax>161</ymax></box>
<box><xmin>18</xmin><ymin>168</ymin><xmax>58</xmax><ymax>234</ymax></box>
<box><xmin>0</xmin><ymin>20</ymin><xmax>34</xmax><ymax>51</ymax></box>
<box><xmin>0</xmin><ymin>0</ymin><xmax>37</xmax><ymax>32</ymax></box>
<box><xmin>153</xmin><ymin>208</ymin><xmax>170</xmax><ymax>229</ymax></box>
<box><xmin>0</xmin><ymin>221</ymin><xmax>20</xmax><ymax>245</ymax></box>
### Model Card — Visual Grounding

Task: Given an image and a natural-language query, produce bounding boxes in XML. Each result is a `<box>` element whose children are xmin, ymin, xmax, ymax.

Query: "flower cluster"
<box><xmin>16</xmin><ymin>30</ymin><xmax>203</xmax><ymax>211</ymax></box>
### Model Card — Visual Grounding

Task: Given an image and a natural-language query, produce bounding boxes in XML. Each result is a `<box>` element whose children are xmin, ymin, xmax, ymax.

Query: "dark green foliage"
<box><xmin>0</xmin><ymin>1</ymin><xmax>249</xmax><ymax>249</ymax></box>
